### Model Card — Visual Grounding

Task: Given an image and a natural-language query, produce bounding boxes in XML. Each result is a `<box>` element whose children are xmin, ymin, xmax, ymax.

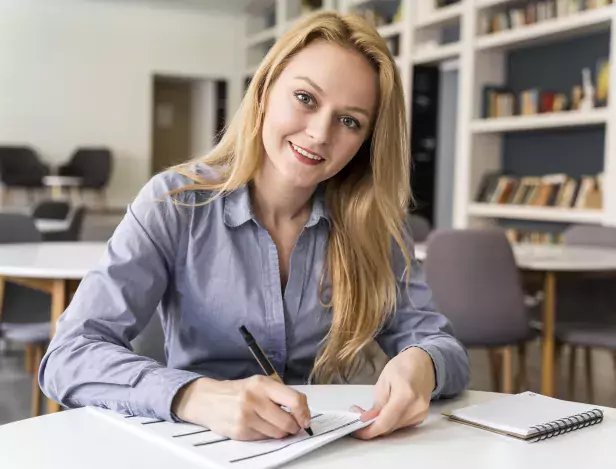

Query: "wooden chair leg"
<box><xmin>488</xmin><ymin>349</ymin><xmax>502</xmax><ymax>392</ymax></box>
<box><xmin>30</xmin><ymin>344</ymin><xmax>44</xmax><ymax>417</ymax></box>
<box><xmin>568</xmin><ymin>346</ymin><xmax>577</xmax><ymax>400</ymax></box>
<box><xmin>502</xmin><ymin>347</ymin><xmax>513</xmax><ymax>394</ymax></box>
<box><xmin>585</xmin><ymin>347</ymin><xmax>594</xmax><ymax>404</ymax></box>
<box><xmin>25</xmin><ymin>344</ymin><xmax>34</xmax><ymax>373</ymax></box>
<box><xmin>515</xmin><ymin>343</ymin><xmax>528</xmax><ymax>393</ymax></box>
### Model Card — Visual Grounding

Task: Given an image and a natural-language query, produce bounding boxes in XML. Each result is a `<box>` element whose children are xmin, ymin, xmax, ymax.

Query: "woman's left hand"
<box><xmin>352</xmin><ymin>346</ymin><xmax>436</xmax><ymax>440</ymax></box>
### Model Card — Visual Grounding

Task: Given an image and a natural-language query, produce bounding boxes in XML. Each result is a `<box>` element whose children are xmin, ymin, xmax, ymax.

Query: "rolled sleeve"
<box><xmin>376</xmin><ymin>254</ymin><xmax>470</xmax><ymax>399</ymax></box>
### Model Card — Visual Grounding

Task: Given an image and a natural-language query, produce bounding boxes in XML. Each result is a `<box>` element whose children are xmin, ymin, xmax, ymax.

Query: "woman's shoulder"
<box><xmin>144</xmin><ymin>163</ymin><xmax>223</xmax><ymax>201</ymax></box>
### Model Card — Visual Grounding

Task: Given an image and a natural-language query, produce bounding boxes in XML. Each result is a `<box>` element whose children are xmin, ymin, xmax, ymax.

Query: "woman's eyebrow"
<box><xmin>294</xmin><ymin>76</ymin><xmax>370</xmax><ymax>118</ymax></box>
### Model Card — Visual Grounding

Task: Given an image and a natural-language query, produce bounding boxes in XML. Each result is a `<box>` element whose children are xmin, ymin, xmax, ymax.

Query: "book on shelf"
<box><xmin>474</xmin><ymin>172</ymin><xmax>603</xmax><ymax>209</ymax></box>
<box><xmin>479</xmin><ymin>0</ymin><xmax>614</xmax><ymax>36</ymax></box>
<box><xmin>505</xmin><ymin>229</ymin><xmax>563</xmax><ymax>245</ymax></box>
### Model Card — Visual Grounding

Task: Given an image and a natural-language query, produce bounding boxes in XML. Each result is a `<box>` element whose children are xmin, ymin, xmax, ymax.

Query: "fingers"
<box><xmin>255</xmin><ymin>397</ymin><xmax>301</xmax><ymax>436</ymax></box>
<box><xmin>354</xmin><ymin>390</ymin><xmax>422</xmax><ymax>440</ymax></box>
<box><xmin>249</xmin><ymin>409</ymin><xmax>294</xmax><ymax>439</ymax></box>
<box><xmin>260</xmin><ymin>378</ymin><xmax>311</xmax><ymax>429</ymax></box>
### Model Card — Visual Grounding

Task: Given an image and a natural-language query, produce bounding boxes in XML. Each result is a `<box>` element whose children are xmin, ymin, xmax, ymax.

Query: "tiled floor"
<box><xmin>1</xmin><ymin>212</ymin><xmax>615</xmax><ymax>425</ymax></box>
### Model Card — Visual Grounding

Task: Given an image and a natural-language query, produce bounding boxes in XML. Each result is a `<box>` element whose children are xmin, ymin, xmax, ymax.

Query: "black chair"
<box><xmin>0</xmin><ymin>146</ymin><xmax>50</xmax><ymax>205</ymax></box>
<box><xmin>42</xmin><ymin>206</ymin><xmax>86</xmax><ymax>242</ymax></box>
<box><xmin>58</xmin><ymin>147</ymin><xmax>112</xmax><ymax>208</ymax></box>
<box><xmin>0</xmin><ymin>213</ymin><xmax>51</xmax><ymax>416</ymax></box>
<box><xmin>32</xmin><ymin>200</ymin><xmax>71</xmax><ymax>220</ymax></box>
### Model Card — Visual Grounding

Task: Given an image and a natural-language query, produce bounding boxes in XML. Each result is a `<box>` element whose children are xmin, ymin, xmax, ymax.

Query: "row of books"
<box><xmin>479</xmin><ymin>0</ymin><xmax>613</xmax><ymax>36</ymax></box>
<box><xmin>481</xmin><ymin>59</ymin><xmax>609</xmax><ymax>119</ymax></box>
<box><xmin>505</xmin><ymin>229</ymin><xmax>563</xmax><ymax>245</ymax></box>
<box><xmin>475</xmin><ymin>172</ymin><xmax>603</xmax><ymax>209</ymax></box>
<box><xmin>483</xmin><ymin>86</ymin><xmax>573</xmax><ymax>117</ymax></box>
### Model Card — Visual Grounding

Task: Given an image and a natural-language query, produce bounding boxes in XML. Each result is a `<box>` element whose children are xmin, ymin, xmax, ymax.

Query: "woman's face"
<box><xmin>261</xmin><ymin>40</ymin><xmax>378</xmax><ymax>189</ymax></box>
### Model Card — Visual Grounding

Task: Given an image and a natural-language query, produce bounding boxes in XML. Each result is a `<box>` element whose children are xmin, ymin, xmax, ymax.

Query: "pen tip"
<box><xmin>305</xmin><ymin>427</ymin><xmax>313</xmax><ymax>436</ymax></box>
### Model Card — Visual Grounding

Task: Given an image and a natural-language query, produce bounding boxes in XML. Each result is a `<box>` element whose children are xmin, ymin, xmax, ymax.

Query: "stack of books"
<box><xmin>475</xmin><ymin>172</ymin><xmax>603</xmax><ymax>210</ymax></box>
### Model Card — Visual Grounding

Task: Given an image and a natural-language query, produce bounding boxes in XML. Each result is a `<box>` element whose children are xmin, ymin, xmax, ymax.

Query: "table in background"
<box><xmin>414</xmin><ymin>242</ymin><xmax>616</xmax><ymax>397</ymax></box>
<box><xmin>0</xmin><ymin>242</ymin><xmax>107</xmax><ymax>412</ymax></box>
<box><xmin>34</xmin><ymin>218</ymin><xmax>71</xmax><ymax>234</ymax></box>
<box><xmin>42</xmin><ymin>175</ymin><xmax>83</xmax><ymax>202</ymax></box>
<box><xmin>0</xmin><ymin>386</ymin><xmax>614</xmax><ymax>469</ymax></box>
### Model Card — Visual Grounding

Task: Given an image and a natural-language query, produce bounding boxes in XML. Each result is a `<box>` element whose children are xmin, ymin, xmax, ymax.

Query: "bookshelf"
<box><xmin>243</xmin><ymin>0</ymin><xmax>616</xmax><ymax>228</ymax></box>
<box><xmin>470</xmin><ymin>109</ymin><xmax>610</xmax><ymax>133</ymax></box>
<box><xmin>454</xmin><ymin>0</ymin><xmax>616</xmax><ymax>229</ymax></box>
<box><xmin>468</xmin><ymin>203</ymin><xmax>604</xmax><ymax>224</ymax></box>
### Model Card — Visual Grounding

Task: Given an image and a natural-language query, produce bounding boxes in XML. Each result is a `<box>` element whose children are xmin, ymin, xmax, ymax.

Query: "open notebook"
<box><xmin>87</xmin><ymin>407</ymin><xmax>371</xmax><ymax>468</ymax></box>
<box><xmin>444</xmin><ymin>391</ymin><xmax>604</xmax><ymax>442</ymax></box>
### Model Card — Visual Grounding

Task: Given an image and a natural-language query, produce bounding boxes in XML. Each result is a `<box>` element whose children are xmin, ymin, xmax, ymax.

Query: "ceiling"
<box><xmin>88</xmin><ymin>0</ymin><xmax>252</xmax><ymax>14</ymax></box>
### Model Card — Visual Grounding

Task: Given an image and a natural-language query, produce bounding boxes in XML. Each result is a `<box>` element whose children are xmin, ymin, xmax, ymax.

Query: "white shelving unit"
<box><xmin>468</xmin><ymin>203</ymin><xmax>604</xmax><ymax>224</ymax></box>
<box><xmin>243</xmin><ymin>1</ymin><xmax>616</xmax><ymax>229</ymax></box>
<box><xmin>453</xmin><ymin>0</ymin><xmax>616</xmax><ymax>229</ymax></box>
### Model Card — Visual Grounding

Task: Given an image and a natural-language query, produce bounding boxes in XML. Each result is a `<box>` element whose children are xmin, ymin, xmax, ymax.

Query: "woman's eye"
<box><xmin>295</xmin><ymin>92</ymin><xmax>315</xmax><ymax>106</ymax></box>
<box><xmin>340</xmin><ymin>116</ymin><xmax>360</xmax><ymax>130</ymax></box>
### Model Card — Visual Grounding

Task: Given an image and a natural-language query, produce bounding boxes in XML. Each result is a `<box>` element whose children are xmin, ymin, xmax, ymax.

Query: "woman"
<box><xmin>39</xmin><ymin>11</ymin><xmax>469</xmax><ymax>441</ymax></box>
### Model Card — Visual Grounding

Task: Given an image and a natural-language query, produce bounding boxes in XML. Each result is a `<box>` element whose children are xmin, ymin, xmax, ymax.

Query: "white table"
<box><xmin>42</xmin><ymin>175</ymin><xmax>83</xmax><ymax>202</ymax></box>
<box><xmin>0</xmin><ymin>242</ymin><xmax>107</xmax><ymax>412</ymax></box>
<box><xmin>415</xmin><ymin>242</ymin><xmax>616</xmax><ymax>397</ymax></box>
<box><xmin>0</xmin><ymin>386</ymin><xmax>614</xmax><ymax>469</ymax></box>
<box><xmin>34</xmin><ymin>219</ymin><xmax>71</xmax><ymax>234</ymax></box>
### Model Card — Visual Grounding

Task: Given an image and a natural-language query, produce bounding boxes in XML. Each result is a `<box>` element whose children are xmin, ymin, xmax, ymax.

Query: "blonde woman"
<box><xmin>40</xmin><ymin>12</ymin><xmax>469</xmax><ymax>441</ymax></box>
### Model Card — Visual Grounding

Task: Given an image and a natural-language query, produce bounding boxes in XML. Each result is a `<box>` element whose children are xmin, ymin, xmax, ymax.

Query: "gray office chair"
<box><xmin>0</xmin><ymin>213</ymin><xmax>51</xmax><ymax>416</ymax></box>
<box><xmin>425</xmin><ymin>228</ymin><xmax>536</xmax><ymax>393</ymax></box>
<box><xmin>408</xmin><ymin>214</ymin><xmax>431</xmax><ymax>243</ymax></box>
<box><xmin>554</xmin><ymin>225</ymin><xmax>616</xmax><ymax>402</ymax></box>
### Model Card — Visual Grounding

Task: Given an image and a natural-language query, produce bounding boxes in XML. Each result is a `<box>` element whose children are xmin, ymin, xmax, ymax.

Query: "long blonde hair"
<box><xmin>170</xmin><ymin>11</ymin><xmax>412</xmax><ymax>383</ymax></box>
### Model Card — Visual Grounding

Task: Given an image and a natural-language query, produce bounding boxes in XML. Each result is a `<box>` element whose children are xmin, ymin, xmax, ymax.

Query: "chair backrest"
<box><xmin>67</xmin><ymin>206</ymin><xmax>86</xmax><ymax>240</ymax></box>
<box><xmin>69</xmin><ymin>147</ymin><xmax>112</xmax><ymax>188</ymax></box>
<box><xmin>558</xmin><ymin>225</ymin><xmax>616</xmax><ymax>324</ymax></box>
<box><xmin>0</xmin><ymin>213</ymin><xmax>48</xmax><ymax>326</ymax></box>
<box><xmin>424</xmin><ymin>228</ymin><xmax>530</xmax><ymax>347</ymax></box>
<box><xmin>408</xmin><ymin>214</ymin><xmax>432</xmax><ymax>243</ymax></box>
<box><xmin>32</xmin><ymin>200</ymin><xmax>71</xmax><ymax>220</ymax></box>
<box><xmin>562</xmin><ymin>225</ymin><xmax>616</xmax><ymax>249</ymax></box>
<box><xmin>0</xmin><ymin>213</ymin><xmax>42</xmax><ymax>243</ymax></box>
<box><xmin>0</xmin><ymin>146</ymin><xmax>48</xmax><ymax>185</ymax></box>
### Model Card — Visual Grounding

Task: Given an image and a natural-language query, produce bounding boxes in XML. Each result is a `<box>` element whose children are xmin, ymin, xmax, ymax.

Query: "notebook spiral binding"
<box><xmin>528</xmin><ymin>409</ymin><xmax>604</xmax><ymax>442</ymax></box>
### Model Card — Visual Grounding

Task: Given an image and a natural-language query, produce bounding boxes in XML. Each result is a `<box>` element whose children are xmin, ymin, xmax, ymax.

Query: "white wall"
<box><xmin>191</xmin><ymin>80</ymin><xmax>216</xmax><ymax>157</ymax></box>
<box><xmin>0</xmin><ymin>0</ymin><xmax>245</xmax><ymax>208</ymax></box>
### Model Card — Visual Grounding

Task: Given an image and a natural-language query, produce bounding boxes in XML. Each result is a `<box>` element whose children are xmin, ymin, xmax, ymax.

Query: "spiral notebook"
<box><xmin>444</xmin><ymin>391</ymin><xmax>604</xmax><ymax>442</ymax></box>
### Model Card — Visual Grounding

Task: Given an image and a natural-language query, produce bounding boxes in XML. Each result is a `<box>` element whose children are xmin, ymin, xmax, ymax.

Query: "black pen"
<box><xmin>238</xmin><ymin>325</ymin><xmax>313</xmax><ymax>436</ymax></box>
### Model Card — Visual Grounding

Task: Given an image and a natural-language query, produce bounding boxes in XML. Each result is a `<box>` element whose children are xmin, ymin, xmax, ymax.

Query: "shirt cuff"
<box><xmin>400</xmin><ymin>343</ymin><xmax>446</xmax><ymax>400</ymax></box>
<box><xmin>130</xmin><ymin>367</ymin><xmax>204</xmax><ymax>421</ymax></box>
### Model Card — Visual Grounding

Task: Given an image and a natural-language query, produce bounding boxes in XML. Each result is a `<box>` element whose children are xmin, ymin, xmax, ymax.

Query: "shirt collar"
<box><xmin>223</xmin><ymin>183</ymin><xmax>331</xmax><ymax>228</ymax></box>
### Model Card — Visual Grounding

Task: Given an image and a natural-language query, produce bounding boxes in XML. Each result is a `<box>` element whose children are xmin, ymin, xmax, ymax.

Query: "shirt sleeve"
<box><xmin>375</xmin><ymin>240</ymin><xmax>470</xmax><ymax>400</ymax></box>
<box><xmin>38</xmin><ymin>171</ymin><xmax>204</xmax><ymax>421</ymax></box>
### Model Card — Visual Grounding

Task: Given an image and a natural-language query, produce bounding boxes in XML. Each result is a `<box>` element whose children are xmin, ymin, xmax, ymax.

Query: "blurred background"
<box><xmin>1</xmin><ymin>0</ymin><xmax>615</xmax><ymax>424</ymax></box>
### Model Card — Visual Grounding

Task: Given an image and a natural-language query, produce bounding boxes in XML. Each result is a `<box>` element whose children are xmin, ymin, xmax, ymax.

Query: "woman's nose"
<box><xmin>305</xmin><ymin>112</ymin><xmax>331</xmax><ymax>145</ymax></box>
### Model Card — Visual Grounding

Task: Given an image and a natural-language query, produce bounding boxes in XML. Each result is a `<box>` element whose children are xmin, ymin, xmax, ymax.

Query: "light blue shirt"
<box><xmin>39</xmin><ymin>167</ymin><xmax>469</xmax><ymax>421</ymax></box>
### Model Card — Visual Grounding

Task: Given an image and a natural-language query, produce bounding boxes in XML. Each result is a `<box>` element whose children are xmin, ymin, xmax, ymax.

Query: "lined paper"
<box><xmin>88</xmin><ymin>407</ymin><xmax>371</xmax><ymax>468</ymax></box>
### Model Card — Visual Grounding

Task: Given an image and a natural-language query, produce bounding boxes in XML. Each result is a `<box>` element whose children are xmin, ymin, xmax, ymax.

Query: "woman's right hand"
<box><xmin>171</xmin><ymin>375</ymin><xmax>312</xmax><ymax>441</ymax></box>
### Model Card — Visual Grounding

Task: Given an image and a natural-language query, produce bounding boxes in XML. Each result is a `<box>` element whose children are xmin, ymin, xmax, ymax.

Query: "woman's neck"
<box><xmin>251</xmin><ymin>163</ymin><xmax>315</xmax><ymax>228</ymax></box>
